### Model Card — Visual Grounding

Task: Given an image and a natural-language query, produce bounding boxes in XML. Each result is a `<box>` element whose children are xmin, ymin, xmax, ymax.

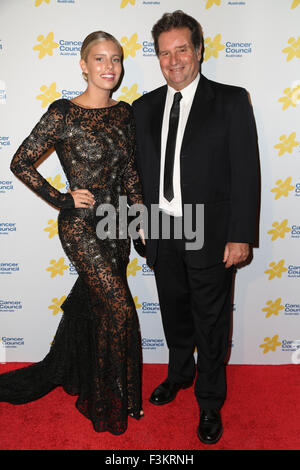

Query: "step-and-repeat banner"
<box><xmin>0</xmin><ymin>0</ymin><xmax>300</xmax><ymax>364</ymax></box>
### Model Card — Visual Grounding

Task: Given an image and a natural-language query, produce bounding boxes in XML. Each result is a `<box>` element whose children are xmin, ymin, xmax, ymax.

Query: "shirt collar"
<box><xmin>167</xmin><ymin>73</ymin><xmax>200</xmax><ymax>104</ymax></box>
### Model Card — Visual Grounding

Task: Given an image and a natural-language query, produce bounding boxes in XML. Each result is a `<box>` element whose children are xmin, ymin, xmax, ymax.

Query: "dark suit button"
<box><xmin>181</xmin><ymin>154</ymin><xmax>187</xmax><ymax>159</ymax></box>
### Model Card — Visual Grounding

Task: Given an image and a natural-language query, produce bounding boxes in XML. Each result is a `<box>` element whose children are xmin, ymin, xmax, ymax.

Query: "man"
<box><xmin>132</xmin><ymin>10</ymin><xmax>259</xmax><ymax>444</ymax></box>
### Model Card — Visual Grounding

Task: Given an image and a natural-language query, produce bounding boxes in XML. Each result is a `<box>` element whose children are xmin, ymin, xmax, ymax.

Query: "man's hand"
<box><xmin>223</xmin><ymin>242</ymin><xmax>249</xmax><ymax>268</ymax></box>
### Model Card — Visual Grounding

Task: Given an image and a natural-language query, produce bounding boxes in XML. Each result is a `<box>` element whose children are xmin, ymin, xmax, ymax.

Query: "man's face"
<box><xmin>158</xmin><ymin>27</ymin><xmax>202</xmax><ymax>91</ymax></box>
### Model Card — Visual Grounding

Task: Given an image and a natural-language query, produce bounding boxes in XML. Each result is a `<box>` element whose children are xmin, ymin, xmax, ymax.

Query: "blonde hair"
<box><xmin>80</xmin><ymin>31</ymin><xmax>123</xmax><ymax>81</ymax></box>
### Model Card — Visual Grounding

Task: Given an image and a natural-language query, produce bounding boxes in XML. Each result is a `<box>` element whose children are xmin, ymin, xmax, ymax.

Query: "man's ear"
<box><xmin>196</xmin><ymin>44</ymin><xmax>202</xmax><ymax>62</ymax></box>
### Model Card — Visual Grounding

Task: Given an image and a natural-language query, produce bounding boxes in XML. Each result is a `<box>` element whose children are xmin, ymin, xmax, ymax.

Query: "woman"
<box><xmin>0</xmin><ymin>31</ymin><xmax>143</xmax><ymax>435</ymax></box>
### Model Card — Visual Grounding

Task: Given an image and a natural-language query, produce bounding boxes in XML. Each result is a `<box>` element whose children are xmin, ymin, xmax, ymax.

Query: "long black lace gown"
<box><xmin>0</xmin><ymin>99</ymin><xmax>143</xmax><ymax>435</ymax></box>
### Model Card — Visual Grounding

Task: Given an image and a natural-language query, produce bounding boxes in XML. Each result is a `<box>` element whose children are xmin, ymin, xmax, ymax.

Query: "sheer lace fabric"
<box><xmin>1</xmin><ymin>99</ymin><xmax>143</xmax><ymax>435</ymax></box>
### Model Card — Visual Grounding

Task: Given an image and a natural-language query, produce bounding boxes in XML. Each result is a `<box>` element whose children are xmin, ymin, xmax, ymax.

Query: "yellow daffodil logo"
<box><xmin>274</xmin><ymin>132</ymin><xmax>299</xmax><ymax>156</ymax></box>
<box><xmin>33</xmin><ymin>32</ymin><xmax>59</xmax><ymax>59</ymax></box>
<box><xmin>35</xmin><ymin>0</ymin><xmax>50</xmax><ymax>5</ymax></box>
<box><xmin>46</xmin><ymin>174</ymin><xmax>65</xmax><ymax>191</ymax></box>
<box><xmin>264</xmin><ymin>260</ymin><xmax>287</xmax><ymax>280</ymax></box>
<box><xmin>262</xmin><ymin>299</ymin><xmax>284</xmax><ymax>318</ymax></box>
<box><xmin>204</xmin><ymin>34</ymin><xmax>225</xmax><ymax>61</ymax></box>
<box><xmin>133</xmin><ymin>296</ymin><xmax>141</xmax><ymax>309</ymax></box>
<box><xmin>282</xmin><ymin>37</ymin><xmax>300</xmax><ymax>61</ymax></box>
<box><xmin>291</xmin><ymin>0</ymin><xmax>300</xmax><ymax>9</ymax></box>
<box><xmin>127</xmin><ymin>258</ymin><xmax>141</xmax><ymax>277</ymax></box>
<box><xmin>205</xmin><ymin>0</ymin><xmax>221</xmax><ymax>9</ymax></box>
<box><xmin>259</xmin><ymin>335</ymin><xmax>281</xmax><ymax>354</ymax></box>
<box><xmin>44</xmin><ymin>219</ymin><xmax>58</xmax><ymax>239</ymax></box>
<box><xmin>278</xmin><ymin>84</ymin><xmax>300</xmax><ymax>109</ymax></box>
<box><xmin>46</xmin><ymin>257</ymin><xmax>68</xmax><ymax>278</ymax></box>
<box><xmin>267</xmin><ymin>220</ymin><xmax>291</xmax><ymax>241</ymax></box>
<box><xmin>120</xmin><ymin>0</ymin><xmax>135</xmax><ymax>8</ymax></box>
<box><xmin>36</xmin><ymin>82</ymin><xmax>61</xmax><ymax>108</ymax></box>
<box><xmin>117</xmin><ymin>84</ymin><xmax>142</xmax><ymax>104</ymax></box>
<box><xmin>48</xmin><ymin>296</ymin><xmax>66</xmax><ymax>315</ymax></box>
<box><xmin>271</xmin><ymin>177</ymin><xmax>294</xmax><ymax>200</ymax></box>
<box><xmin>120</xmin><ymin>33</ymin><xmax>142</xmax><ymax>59</ymax></box>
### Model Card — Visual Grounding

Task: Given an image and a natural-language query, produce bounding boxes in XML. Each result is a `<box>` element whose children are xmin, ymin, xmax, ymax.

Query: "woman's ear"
<box><xmin>80</xmin><ymin>58</ymin><xmax>88</xmax><ymax>76</ymax></box>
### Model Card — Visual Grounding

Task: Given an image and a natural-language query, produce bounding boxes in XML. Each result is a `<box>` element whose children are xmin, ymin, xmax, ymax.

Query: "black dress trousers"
<box><xmin>153</xmin><ymin>213</ymin><xmax>234</xmax><ymax>410</ymax></box>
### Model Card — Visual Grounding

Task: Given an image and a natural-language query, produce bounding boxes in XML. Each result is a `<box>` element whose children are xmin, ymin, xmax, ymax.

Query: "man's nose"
<box><xmin>169</xmin><ymin>52</ymin><xmax>179</xmax><ymax>65</ymax></box>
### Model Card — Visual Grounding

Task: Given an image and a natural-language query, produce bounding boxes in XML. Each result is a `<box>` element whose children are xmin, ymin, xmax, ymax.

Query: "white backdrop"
<box><xmin>1</xmin><ymin>0</ymin><xmax>300</xmax><ymax>365</ymax></box>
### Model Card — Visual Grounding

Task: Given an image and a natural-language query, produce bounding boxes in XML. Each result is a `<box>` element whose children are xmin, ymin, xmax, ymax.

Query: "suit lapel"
<box><xmin>149</xmin><ymin>76</ymin><xmax>214</xmax><ymax>159</ymax></box>
<box><xmin>150</xmin><ymin>86</ymin><xmax>167</xmax><ymax>160</ymax></box>
<box><xmin>181</xmin><ymin>75</ymin><xmax>215</xmax><ymax>153</ymax></box>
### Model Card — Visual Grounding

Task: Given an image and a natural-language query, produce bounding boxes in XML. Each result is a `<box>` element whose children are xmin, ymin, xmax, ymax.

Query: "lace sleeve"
<box><xmin>10</xmin><ymin>101</ymin><xmax>74</xmax><ymax>209</ymax></box>
<box><xmin>123</xmin><ymin>113</ymin><xmax>143</xmax><ymax>208</ymax></box>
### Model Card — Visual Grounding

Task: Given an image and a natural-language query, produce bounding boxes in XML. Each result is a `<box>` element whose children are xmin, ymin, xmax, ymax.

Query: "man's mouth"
<box><xmin>169</xmin><ymin>67</ymin><xmax>184</xmax><ymax>73</ymax></box>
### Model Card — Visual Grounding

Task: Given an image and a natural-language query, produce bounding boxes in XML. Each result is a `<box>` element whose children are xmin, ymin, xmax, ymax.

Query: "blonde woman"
<box><xmin>0</xmin><ymin>31</ymin><xmax>143</xmax><ymax>435</ymax></box>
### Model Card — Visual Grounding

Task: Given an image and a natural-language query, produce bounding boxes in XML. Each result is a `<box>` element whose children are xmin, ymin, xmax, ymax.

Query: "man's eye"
<box><xmin>96</xmin><ymin>57</ymin><xmax>103</xmax><ymax>61</ymax></box>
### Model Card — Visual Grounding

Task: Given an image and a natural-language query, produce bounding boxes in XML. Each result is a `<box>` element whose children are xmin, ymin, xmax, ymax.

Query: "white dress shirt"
<box><xmin>159</xmin><ymin>73</ymin><xmax>200</xmax><ymax>217</ymax></box>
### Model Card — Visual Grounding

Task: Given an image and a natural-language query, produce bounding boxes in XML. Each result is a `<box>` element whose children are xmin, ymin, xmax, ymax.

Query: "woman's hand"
<box><xmin>69</xmin><ymin>189</ymin><xmax>95</xmax><ymax>208</ymax></box>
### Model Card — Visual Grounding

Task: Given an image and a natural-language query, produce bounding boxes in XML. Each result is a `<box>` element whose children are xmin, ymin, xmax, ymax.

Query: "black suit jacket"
<box><xmin>132</xmin><ymin>74</ymin><xmax>259</xmax><ymax>268</ymax></box>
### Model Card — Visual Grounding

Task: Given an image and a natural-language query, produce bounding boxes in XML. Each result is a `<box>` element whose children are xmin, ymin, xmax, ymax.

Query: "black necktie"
<box><xmin>163</xmin><ymin>91</ymin><xmax>182</xmax><ymax>202</ymax></box>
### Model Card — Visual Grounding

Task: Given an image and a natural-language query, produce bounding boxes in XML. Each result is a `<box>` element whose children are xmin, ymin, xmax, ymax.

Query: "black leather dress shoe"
<box><xmin>197</xmin><ymin>409</ymin><xmax>223</xmax><ymax>445</ymax></box>
<box><xmin>149</xmin><ymin>378</ymin><xmax>193</xmax><ymax>405</ymax></box>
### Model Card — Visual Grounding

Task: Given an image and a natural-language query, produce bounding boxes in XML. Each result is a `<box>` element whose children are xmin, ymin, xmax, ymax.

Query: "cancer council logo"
<box><xmin>46</xmin><ymin>174</ymin><xmax>65</xmax><ymax>191</ymax></box>
<box><xmin>33</xmin><ymin>32</ymin><xmax>59</xmax><ymax>59</ymax></box>
<box><xmin>204</xmin><ymin>34</ymin><xmax>225</xmax><ymax>61</ymax></box>
<box><xmin>48</xmin><ymin>296</ymin><xmax>66</xmax><ymax>315</ymax></box>
<box><xmin>44</xmin><ymin>219</ymin><xmax>58</xmax><ymax>239</ymax></box>
<box><xmin>117</xmin><ymin>84</ymin><xmax>142</xmax><ymax>104</ymax></box>
<box><xmin>120</xmin><ymin>0</ymin><xmax>135</xmax><ymax>7</ymax></box>
<box><xmin>262</xmin><ymin>299</ymin><xmax>284</xmax><ymax>318</ymax></box>
<box><xmin>267</xmin><ymin>220</ymin><xmax>291</xmax><ymax>241</ymax></box>
<box><xmin>271</xmin><ymin>177</ymin><xmax>294</xmax><ymax>200</ymax></box>
<box><xmin>274</xmin><ymin>133</ymin><xmax>299</xmax><ymax>156</ymax></box>
<box><xmin>259</xmin><ymin>335</ymin><xmax>281</xmax><ymax>354</ymax></box>
<box><xmin>127</xmin><ymin>258</ymin><xmax>141</xmax><ymax>277</ymax></box>
<box><xmin>133</xmin><ymin>296</ymin><xmax>141</xmax><ymax>309</ymax></box>
<box><xmin>291</xmin><ymin>0</ymin><xmax>300</xmax><ymax>9</ymax></box>
<box><xmin>36</xmin><ymin>83</ymin><xmax>61</xmax><ymax>108</ymax></box>
<box><xmin>282</xmin><ymin>37</ymin><xmax>300</xmax><ymax>61</ymax></box>
<box><xmin>120</xmin><ymin>34</ymin><xmax>142</xmax><ymax>59</ymax></box>
<box><xmin>278</xmin><ymin>84</ymin><xmax>300</xmax><ymax>110</ymax></box>
<box><xmin>46</xmin><ymin>257</ymin><xmax>68</xmax><ymax>278</ymax></box>
<box><xmin>35</xmin><ymin>0</ymin><xmax>50</xmax><ymax>6</ymax></box>
<box><xmin>205</xmin><ymin>0</ymin><xmax>221</xmax><ymax>8</ymax></box>
<box><xmin>264</xmin><ymin>260</ymin><xmax>287</xmax><ymax>280</ymax></box>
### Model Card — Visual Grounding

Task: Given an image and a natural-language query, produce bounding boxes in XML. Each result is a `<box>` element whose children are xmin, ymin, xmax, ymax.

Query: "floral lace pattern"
<box><xmin>1</xmin><ymin>99</ymin><xmax>143</xmax><ymax>434</ymax></box>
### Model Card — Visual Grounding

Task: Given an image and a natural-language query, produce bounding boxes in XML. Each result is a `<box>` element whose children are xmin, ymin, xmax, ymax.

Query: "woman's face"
<box><xmin>80</xmin><ymin>40</ymin><xmax>122</xmax><ymax>92</ymax></box>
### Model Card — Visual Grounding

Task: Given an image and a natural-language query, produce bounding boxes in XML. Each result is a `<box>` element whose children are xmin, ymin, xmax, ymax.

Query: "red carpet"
<box><xmin>0</xmin><ymin>363</ymin><xmax>299</xmax><ymax>450</ymax></box>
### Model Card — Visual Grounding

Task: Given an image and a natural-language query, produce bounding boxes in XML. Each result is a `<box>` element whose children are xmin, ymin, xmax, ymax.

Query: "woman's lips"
<box><xmin>100</xmin><ymin>74</ymin><xmax>115</xmax><ymax>80</ymax></box>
